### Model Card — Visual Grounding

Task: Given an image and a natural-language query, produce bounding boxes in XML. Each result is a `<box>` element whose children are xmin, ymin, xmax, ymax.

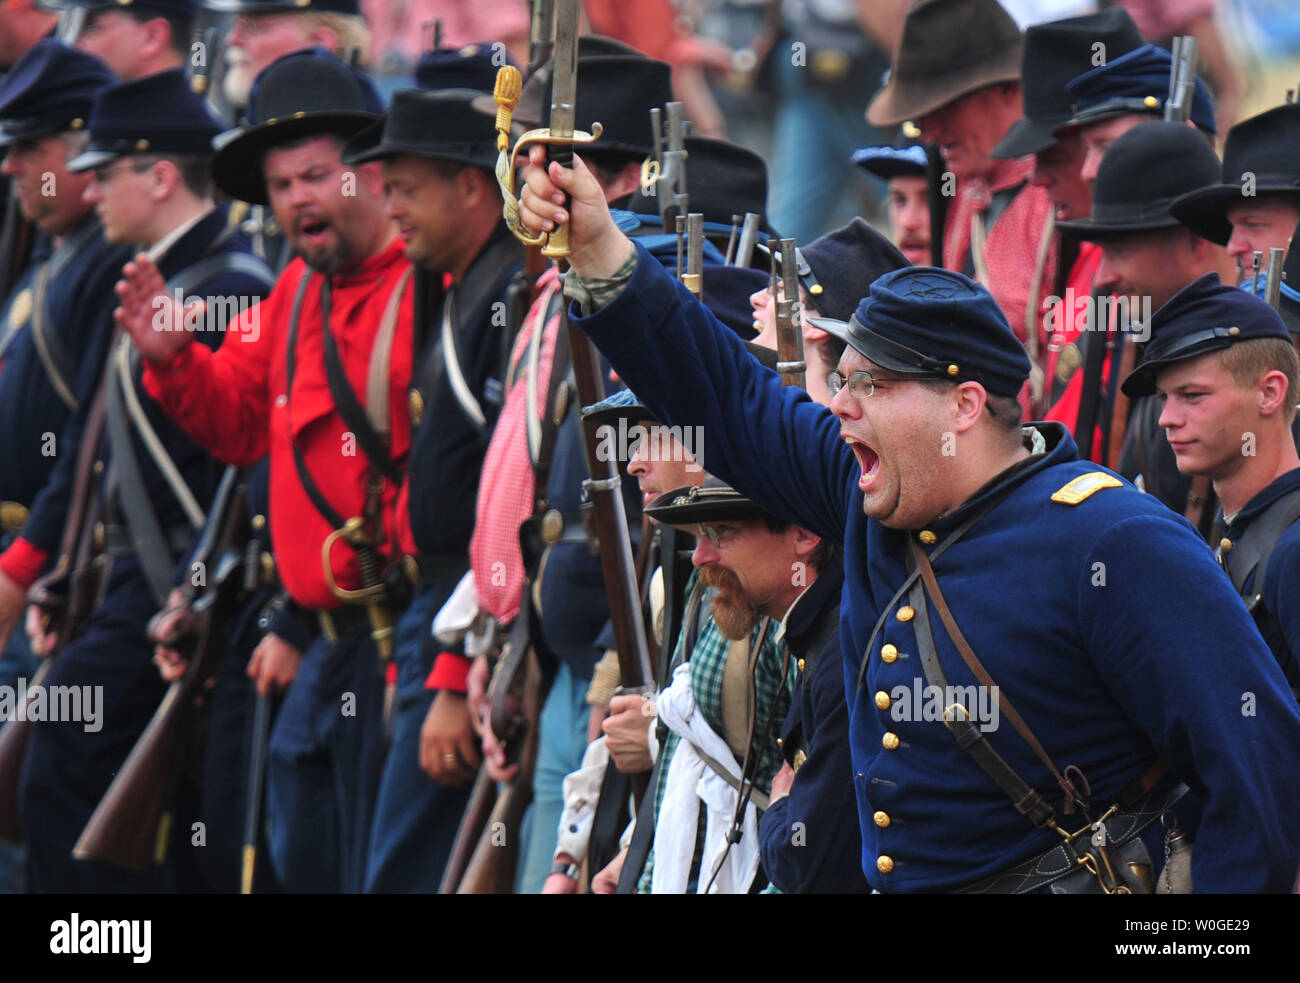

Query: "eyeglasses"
<box><xmin>825</xmin><ymin>369</ymin><xmax>909</xmax><ymax>400</ymax></box>
<box><xmin>696</xmin><ymin>523</ymin><xmax>738</xmax><ymax>548</ymax></box>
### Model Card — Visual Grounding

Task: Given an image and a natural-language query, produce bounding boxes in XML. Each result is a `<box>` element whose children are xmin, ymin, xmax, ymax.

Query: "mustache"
<box><xmin>699</xmin><ymin>564</ymin><xmax>760</xmax><ymax>641</ymax></box>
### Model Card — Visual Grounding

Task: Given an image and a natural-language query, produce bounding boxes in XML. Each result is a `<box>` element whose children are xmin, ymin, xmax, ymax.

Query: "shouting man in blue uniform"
<box><xmin>513</xmin><ymin>149</ymin><xmax>1300</xmax><ymax>893</ymax></box>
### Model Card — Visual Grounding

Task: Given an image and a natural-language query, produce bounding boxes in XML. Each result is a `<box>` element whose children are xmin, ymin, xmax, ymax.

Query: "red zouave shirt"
<box><xmin>944</xmin><ymin>156</ymin><xmax>1057</xmax><ymax>361</ymax></box>
<box><xmin>1044</xmin><ymin>242</ymin><xmax>1109</xmax><ymax>461</ymax></box>
<box><xmin>143</xmin><ymin>241</ymin><xmax>414</xmax><ymax>610</ymax></box>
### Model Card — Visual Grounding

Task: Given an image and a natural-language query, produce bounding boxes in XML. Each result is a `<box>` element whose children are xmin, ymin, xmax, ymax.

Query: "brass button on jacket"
<box><xmin>875</xmin><ymin>691</ymin><xmax>891</xmax><ymax>710</ymax></box>
<box><xmin>881</xmin><ymin>643</ymin><xmax>899</xmax><ymax>664</ymax></box>
<box><xmin>882</xmin><ymin>731</ymin><xmax>900</xmax><ymax>751</ymax></box>
<box><xmin>896</xmin><ymin>605</ymin><xmax>915</xmax><ymax>623</ymax></box>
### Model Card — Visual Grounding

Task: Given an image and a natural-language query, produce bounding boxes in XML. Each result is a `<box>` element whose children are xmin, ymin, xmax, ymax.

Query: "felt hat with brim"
<box><xmin>1056</xmin><ymin>121</ymin><xmax>1227</xmax><ymax>243</ymax></box>
<box><xmin>867</xmin><ymin>0</ymin><xmax>1022</xmax><ymax>127</ymax></box>
<box><xmin>808</xmin><ymin>267</ymin><xmax>1030</xmax><ymax>398</ymax></box>
<box><xmin>68</xmin><ymin>69</ymin><xmax>222</xmax><ymax>171</ymax></box>
<box><xmin>0</xmin><ymin>40</ymin><xmax>113</xmax><ymax>147</ymax></box>
<box><xmin>1122</xmin><ymin>273</ymin><xmax>1292</xmax><ymax>396</ymax></box>
<box><xmin>645</xmin><ymin>477</ymin><xmax>772</xmax><ymax>526</ymax></box>
<box><xmin>341</xmin><ymin>88</ymin><xmax>502</xmax><ymax>171</ymax></box>
<box><xmin>1169</xmin><ymin>104</ymin><xmax>1300</xmax><ymax>246</ymax></box>
<box><xmin>211</xmin><ymin>47</ymin><xmax>381</xmax><ymax>205</ymax></box>
<box><xmin>992</xmin><ymin>7</ymin><xmax>1144</xmax><ymax>159</ymax></box>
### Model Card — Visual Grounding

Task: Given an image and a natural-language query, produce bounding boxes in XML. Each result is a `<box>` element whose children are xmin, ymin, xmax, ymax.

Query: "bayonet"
<box><xmin>724</xmin><ymin>214</ymin><xmax>742</xmax><ymax>266</ymax></box>
<box><xmin>1163</xmin><ymin>36</ymin><xmax>1198</xmax><ymax>124</ymax></box>
<box><xmin>1265</xmin><ymin>247</ymin><xmax>1285</xmax><ymax>310</ymax></box>
<box><xmin>736</xmin><ymin>212</ymin><xmax>761</xmax><ymax>268</ymax></box>
<box><xmin>684</xmin><ymin>213</ymin><xmax>703</xmax><ymax>299</ymax></box>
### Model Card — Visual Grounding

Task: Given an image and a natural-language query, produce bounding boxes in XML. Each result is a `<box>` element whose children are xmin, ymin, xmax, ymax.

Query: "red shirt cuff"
<box><xmin>0</xmin><ymin>537</ymin><xmax>50</xmax><ymax>590</ymax></box>
<box><xmin>425</xmin><ymin>652</ymin><xmax>470</xmax><ymax>693</ymax></box>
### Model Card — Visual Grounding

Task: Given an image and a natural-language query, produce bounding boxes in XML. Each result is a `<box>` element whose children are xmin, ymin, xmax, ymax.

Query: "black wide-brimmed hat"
<box><xmin>0</xmin><ymin>40</ymin><xmax>113</xmax><ymax>146</ymax></box>
<box><xmin>1121</xmin><ymin>273</ymin><xmax>1293</xmax><ymax>396</ymax></box>
<box><xmin>68</xmin><ymin>69</ymin><xmax>223</xmax><ymax>171</ymax></box>
<box><xmin>1056</xmin><ymin>122</ymin><xmax>1227</xmax><ymax>243</ymax></box>
<box><xmin>211</xmin><ymin>48</ymin><xmax>382</xmax><ymax>204</ymax></box>
<box><xmin>992</xmin><ymin>7</ymin><xmax>1143</xmax><ymax>159</ymax></box>
<box><xmin>626</xmin><ymin>135</ymin><xmax>770</xmax><ymax>235</ymax></box>
<box><xmin>867</xmin><ymin>0</ymin><xmax>1022</xmax><ymax>127</ymax></box>
<box><xmin>341</xmin><ymin>88</ymin><xmax>501</xmax><ymax>171</ymax></box>
<box><xmin>506</xmin><ymin>51</ymin><xmax>673</xmax><ymax>160</ymax></box>
<box><xmin>1169</xmin><ymin>104</ymin><xmax>1300</xmax><ymax>246</ymax></box>
<box><xmin>646</xmin><ymin>476</ymin><xmax>772</xmax><ymax>526</ymax></box>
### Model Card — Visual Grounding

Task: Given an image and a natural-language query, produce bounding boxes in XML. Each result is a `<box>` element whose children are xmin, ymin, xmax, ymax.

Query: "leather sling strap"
<box><xmin>365</xmin><ymin>267</ymin><xmax>414</xmax><ymax>444</ymax></box>
<box><xmin>320</xmin><ymin>276</ymin><xmax>404</xmax><ymax>485</ymax></box>
<box><xmin>29</xmin><ymin>220</ymin><xmax>100</xmax><ymax>410</ymax></box>
<box><xmin>906</xmin><ymin>542</ymin><xmax>1060</xmax><ymax>829</ymax></box>
<box><xmin>1220</xmin><ymin>485</ymin><xmax>1300</xmax><ymax>598</ymax></box>
<box><xmin>617</xmin><ymin>754</ymin><xmax>661</xmax><ymax>893</ymax></box>
<box><xmin>104</xmin><ymin>335</ymin><xmax>175</xmax><ymax>606</ymax></box>
<box><xmin>910</xmin><ymin>536</ymin><xmax>1085</xmax><ymax>813</ymax></box>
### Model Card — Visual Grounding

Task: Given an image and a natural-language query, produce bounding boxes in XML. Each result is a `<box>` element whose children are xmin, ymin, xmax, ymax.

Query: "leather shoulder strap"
<box><xmin>1222</xmin><ymin>484</ymin><xmax>1300</xmax><ymax>597</ymax></box>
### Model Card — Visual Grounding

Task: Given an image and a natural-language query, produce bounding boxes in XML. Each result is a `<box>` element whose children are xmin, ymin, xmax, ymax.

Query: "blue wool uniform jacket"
<box><xmin>24</xmin><ymin>207</ymin><xmax>272</xmax><ymax>558</ymax></box>
<box><xmin>759</xmin><ymin>565</ymin><xmax>868</xmax><ymax>894</ymax></box>
<box><xmin>1219</xmin><ymin>466</ymin><xmax>1300</xmax><ymax>694</ymax></box>
<box><xmin>0</xmin><ymin>216</ymin><xmax>130</xmax><ymax>515</ymax></box>
<box><xmin>573</xmin><ymin>241</ymin><xmax>1300</xmax><ymax>893</ymax></box>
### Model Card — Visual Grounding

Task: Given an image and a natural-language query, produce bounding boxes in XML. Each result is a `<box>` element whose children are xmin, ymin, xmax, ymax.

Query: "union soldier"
<box><xmin>1122</xmin><ymin>277</ymin><xmax>1300</xmax><ymax>697</ymax></box>
<box><xmin>1171</xmin><ymin>103</ymin><xmax>1300</xmax><ymax>283</ymax></box>
<box><xmin>116</xmin><ymin>49</ymin><xmax>412</xmax><ymax>893</ymax></box>
<box><xmin>0</xmin><ymin>1</ymin><xmax>57</xmax><ymax>72</ymax></box>
<box><xmin>463</xmin><ymin>46</ymin><xmax>673</xmax><ymax>895</ymax></box>
<box><xmin>339</xmin><ymin>84</ymin><xmax>522</xmax><ymax>892</ymax></box>
<box><xmin>67</xmin><ymin>0</ymin><xmax>197</xmax><ymax>80</ymax></box>
<box><xmin>515</xmin><ymin>143</ymin><xmax>1300</xmax><ymax>892</ymax></box>
<box><xmin>852</xmin><ymin>137</ymin><xmax>931</xmax><ymax>268</ymax></box>
<box><xmin>1056</xmin><ymin>122</ymin><xmax>1235</xmax><ymax>534</ymax></box>
<box><xmin>0</xmin><ymin>39</ymin><xmax>121</xmax><ymax>894</ymax></box>
<box><xmin>17</xmin><ymin>63</ymin><xmax>273</xmax><ymax>891</ymax></box>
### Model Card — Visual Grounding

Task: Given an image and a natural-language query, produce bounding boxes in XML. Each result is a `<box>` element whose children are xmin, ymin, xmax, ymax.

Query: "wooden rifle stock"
<box><xmin>73</xmin><ymin>467</ymin><xmax>248</xmax><ymax>870</ymax></box>
<box><xmin>0</xmin><ymin>374</ymin><xmax>111</xmax><ymax>842</ymax></box>
<box><xmin>438</xmin><ymin>763</ymin><xmax>498</xmax><ymax>893</ymax></box>
<box><xmin>0</xmin><ymin>186</ymin><xmax>35</xmax><ymax>303</ymax></box>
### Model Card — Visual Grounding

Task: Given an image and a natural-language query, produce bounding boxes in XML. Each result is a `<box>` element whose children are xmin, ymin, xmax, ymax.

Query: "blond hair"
<box><xmin>1219</xmin><ymin>336</ymin><xmax>1300</xmax><ymax>423</ymax></box>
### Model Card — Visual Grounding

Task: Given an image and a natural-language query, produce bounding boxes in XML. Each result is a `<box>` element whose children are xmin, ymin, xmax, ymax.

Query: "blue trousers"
<box><xmin>514</xmin><ymin>662</ymin><xmax>591</xmax><ymax>894</ymax></box>
<box><xmin>18</xmin><ymin>554</ymin><xmax>171</xmax><ymax>892</ymax></box>
<box><xmin>265</xmin><ymin>623</ymin><xmax>386</xmax><ymax>893</ymax></box>
<box><xmin>365</xmin><ymin>584</ymin><xmax>471</xmax><ymax>892</ymax></box>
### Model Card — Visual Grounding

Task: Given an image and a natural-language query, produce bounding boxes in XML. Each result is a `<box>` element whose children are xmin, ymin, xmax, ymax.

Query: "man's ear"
<box><xmin>791</xmin><ymin>526</ymin><xmax>820</xmax><ymax>562</ymax></box>
<box><xmin>1257</xmin><ymin>368</ymin><xmax>1292</xmax><ymax>418</ymax></box>
<box><xmin>951</xmin><ymin>381</ymin><xmax>987</xmax><ymax>435</ymax></box>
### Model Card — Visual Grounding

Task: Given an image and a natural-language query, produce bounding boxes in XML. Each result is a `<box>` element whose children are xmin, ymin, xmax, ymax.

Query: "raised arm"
<box><xmin>517</xmin><ymin>149</ymin><xmax>856</xmax><ymax>541</ymax></box>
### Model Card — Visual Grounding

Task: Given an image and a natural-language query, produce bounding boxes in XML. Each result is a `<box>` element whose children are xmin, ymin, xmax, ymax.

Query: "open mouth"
<box><xmin>844</xmin><ymin>435</ymin><xmax>881</xmax><ymax>491</ymax></box>
<box><xmin>296</xmin><ymin>217</ymin><xmax>332</xmax><ymax>245</ymax></box>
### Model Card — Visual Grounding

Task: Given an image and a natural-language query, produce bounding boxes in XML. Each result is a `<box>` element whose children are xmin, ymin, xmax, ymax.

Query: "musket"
<box><xmin>0</xmin><ymin>185</ymin><xmax>34</xmax><ymax>305</ymax></box>
<box><xmin>651</xmin><ymin>102</ymin><xmax>688</xmax><ymax>233</ymax></box>
<box><xmin>683</xmin><ymin>213</ymin><xmax>704</xmax><ymax>299</ymax></box>
<box><xmin>239</xmin><ymin>689</ymin><xmax>273</xmax><ymax>894</ymax></box>
<box><xmin>735</xmin><ymin>212</ymin><xmax>761</xmax><ymax>268</ymax></box>
<box><xmin>1265</xmin><ymin>247</ymin><xmax>1285</xmax><ymax>310</ymax></box>
<box><xmin>924</xmin><ymin>141</ymin><xmax>948</xmax><ymax>267</ymax></box>
<box><xmin>189</xmin><ymin>26</ymin><xmax>221</xmax><ymax>96</ymax></box>
<box><xmin>0</xmin><ymin>370</ymin><xmax>111</xmax><ymax>842</ymax></box>
<box><xmin>74</xmin><ymin>466</ymin><xmax>249</xmax><ymax>871</ymax></box>
<box><xmin>723</xmin><ymin>214</ymin><xmax>742</xmax><ymax>266</ymax></box>
<box><xmin>1163</xmin><ymin>36</ymin><xmax>1198</xmax><ymax>124</ymax></box>
<box><xmin>772</xmin><ymin>237</ymin><xmax>806</xmax><ymax>388</ymax></box>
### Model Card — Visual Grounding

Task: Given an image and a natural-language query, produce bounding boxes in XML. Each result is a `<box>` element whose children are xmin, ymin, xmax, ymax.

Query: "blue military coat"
<box><xmin>574</xmin><ymin>241</ymin><xmax>1300</xmax><ymax>893</ymax></box>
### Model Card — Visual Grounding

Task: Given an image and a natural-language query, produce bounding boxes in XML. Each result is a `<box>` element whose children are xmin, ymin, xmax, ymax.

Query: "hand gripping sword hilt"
<box><xmin>491</xmin><ymin>65</ymin><xmax>603</xmax><ymax>257</ymax></box>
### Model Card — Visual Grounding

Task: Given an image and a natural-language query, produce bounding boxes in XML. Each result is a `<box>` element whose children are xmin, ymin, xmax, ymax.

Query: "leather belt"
<box><xmin>956</xmin><ymin>781</ymin><xmax>1189</xmax><ymax>894</ymax></box>
<box><xmin>520</xmin><ymin>508</ymin><xmax>596</xmax><ymax>571</ymax></box>
<box><xmin>315</xmin><ymin>604</ymin><xmax>373</xmax><ymax>643</ymax></box>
